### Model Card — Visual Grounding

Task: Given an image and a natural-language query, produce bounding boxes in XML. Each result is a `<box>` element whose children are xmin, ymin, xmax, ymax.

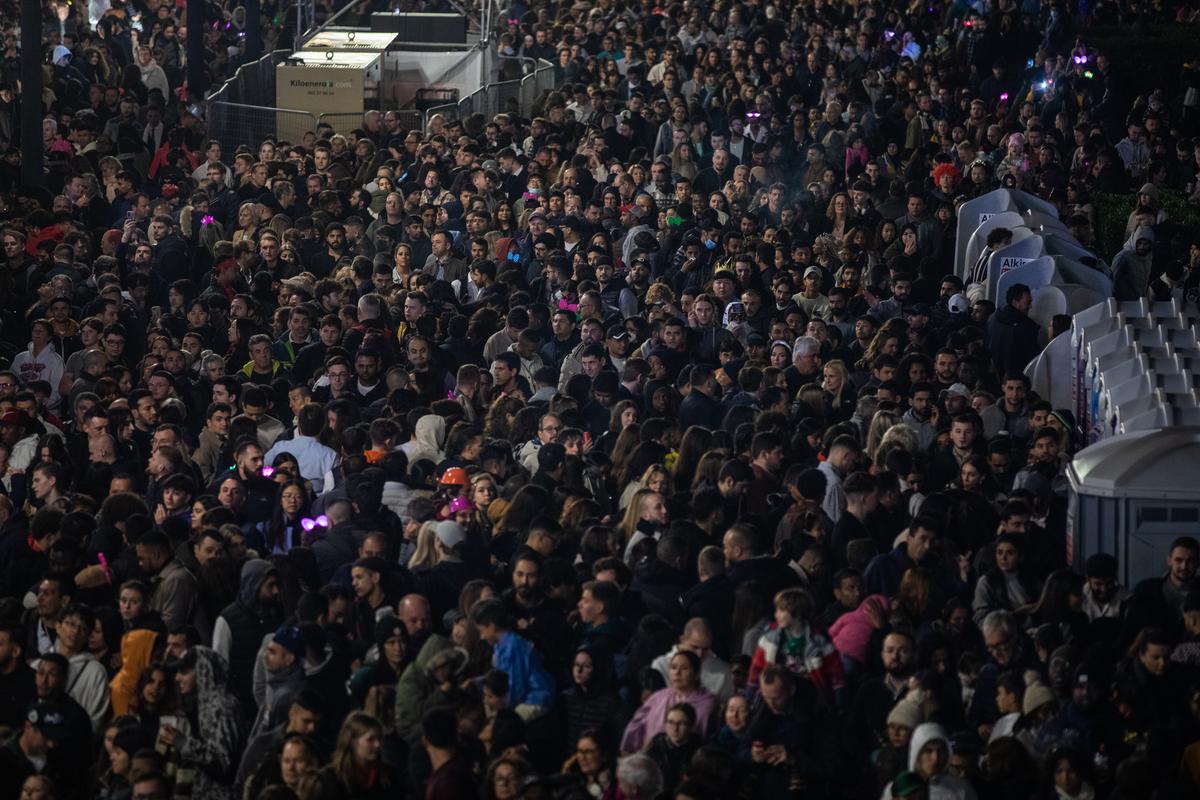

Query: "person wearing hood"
<box><xmin>393</xmin><ymin>633</ymin><xmax>469</xmax><ymax>744</ymax></box>
<box><xmin>11</xmin><ymin>320</ymin><xmax>65</xmax><ymax>411</ymax></box>
<box><xmin>159</xmin><ymin>646</ymin><xmax>242</xmax><ymax>800</ymax></box>
<box><xmin>1112</xmin><ymin>226</ymin><xmax>1156</xmax><ymax>301</ymax></box>
<box><xmin>400</xmin><ymin>414</ymin><xmax>446</xmax><ymax>466</ymax></box>
<box><xmin>882</xmin><ymin>722</ymin><xmax>978</xmax><ymax>800</ymax></box>
<box><xmin>210</xmin><ymin>558</ymin><xmax>283</xmax><ymax>713</ymax></box>
<box><xmin>109</xmin><ymin>628</ymin><xmax>158</xmax><ymax>716</ymax></box>
<box><xmin>1125</xmin><ymin>183</ymin><xmax>1168</xmax><ymax>237</ymax></box>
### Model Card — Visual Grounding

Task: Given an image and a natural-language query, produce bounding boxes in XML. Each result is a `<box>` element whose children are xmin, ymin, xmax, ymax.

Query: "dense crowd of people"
<box><xmin>0</xmin><ymin>0</ymin><xmax>1198</xmax><ymax>798</ymax></box>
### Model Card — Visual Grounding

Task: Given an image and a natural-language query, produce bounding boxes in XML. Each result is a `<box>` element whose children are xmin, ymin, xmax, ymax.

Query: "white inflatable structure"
<box><xmin>955</xmin><ymin>189</ymin><xmax>1112</xmax><ymax>314</ymax></box>
<box><xmin>1068</xmin><ymin>297</ymin><xmax>1200</xmax><ymax>443</ymax></box>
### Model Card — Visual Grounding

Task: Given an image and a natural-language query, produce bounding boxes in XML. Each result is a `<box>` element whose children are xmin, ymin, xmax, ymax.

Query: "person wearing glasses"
<box><xmin>518</xmin><ymin>412</ymin><xmax>560</xmax><ymax>473</ymax></box>
<box><xmin>969</xmin><ymin>610</ymin><xmax>1040</xmax><ymax>736</ymax></box>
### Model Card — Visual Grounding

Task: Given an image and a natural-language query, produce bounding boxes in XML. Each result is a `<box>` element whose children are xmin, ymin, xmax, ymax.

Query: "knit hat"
<box><xmin>886</xmin><ymin>697</ymin><xmax>925</xmax><ymax>730</ymax></box>
<box><xmin>1022</xmin><ymin>671</ymin><xmax>1056</xmax><ymax>715</ymax></box>
<box><xmin>273</xmin><ymin>625</ymin><xmax>305</xmax><ymax>659</ymax></box>
<box><xmin>374</xmin><ymin>614</ymin><xmax>408</xmax><ymax>648</ymax></box>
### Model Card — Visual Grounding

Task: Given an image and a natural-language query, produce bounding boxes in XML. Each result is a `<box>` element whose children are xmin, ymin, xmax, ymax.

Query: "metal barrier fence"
<box><xmin>205</xmin><ymin>51</ymin><xmax>552</xmax><ymax>146</ymax></box>
<box><xmin>208</xmin><ymin>50</ymin><xmax>290</xmax><ymax>108</ymax></box>
<box><xmin>422</xmin><ymin>57</ymin><xmax>552</xmax><ymax>130</ymax></box>
<box><xmin>208</xmin><ymin>102</ymin><xmax>317</xmax><ymax>154</ymax></box>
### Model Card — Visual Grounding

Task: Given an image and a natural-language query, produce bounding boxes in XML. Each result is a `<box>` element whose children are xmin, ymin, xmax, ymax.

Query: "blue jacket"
<box><xmin>493</xmin><ymin>631</ymin><xmax>554</xmax><ymax>709</ymax></box>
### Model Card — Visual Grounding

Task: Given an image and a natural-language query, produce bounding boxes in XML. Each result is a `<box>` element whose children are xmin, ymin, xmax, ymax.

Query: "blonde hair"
<box><xmin>824</xmin><ymin>359</ymin><xmax>851</xmax><ymax>406</ymax></box>
<box><xmin>620</xmin><ymin>488</ymin><xmax>658</xmax><ymax>542</ymax></box>
<box><xmin>866</xmin><ymin>408</ymin><xmax>903</xmax><ymax>461</ymax></box>
<box><xmin>638</xmin><ymin>464</ymin><xmax>669</xmax><ymax>491</ymax></box>
<box><xmin>875</xmin><ymin>424</ymin><xmax>919</xmax><ymax>468</ymax></box>
<box><xmin>408</xmin><ymin>521</ymin><xmax>442</xmax><ymax>571</ymax></box>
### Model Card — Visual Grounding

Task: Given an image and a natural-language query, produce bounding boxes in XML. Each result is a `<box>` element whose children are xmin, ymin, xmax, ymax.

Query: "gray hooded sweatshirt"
<box><xmin>1112</xmin><ymin>225</ymin><xmax>1155</xmax><ymax>301</ymax></box>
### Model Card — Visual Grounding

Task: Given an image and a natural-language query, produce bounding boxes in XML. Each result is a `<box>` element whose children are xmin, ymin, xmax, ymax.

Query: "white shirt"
<box><xmin>265</xmin><ymin>434</ymin><xmax>338</xmax><ymax>494</ymax></box>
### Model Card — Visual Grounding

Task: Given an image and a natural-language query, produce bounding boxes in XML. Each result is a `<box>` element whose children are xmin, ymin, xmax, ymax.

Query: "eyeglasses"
<box><xmin>985</xmin><ymin>635</ymin><xmax>1013</xmax><ymax>655</ymax></box>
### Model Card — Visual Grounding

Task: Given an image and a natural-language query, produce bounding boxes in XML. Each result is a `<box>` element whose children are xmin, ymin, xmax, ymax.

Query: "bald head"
<box><xmin>89</xmin><ymin>434</ymin><xmax>117</xmax><ymax>463</ymax></box>
<box><xmin>398</xmin><ymin>594</ymin><xmax>430</xmax><ymax>636</ymax></box>
<box><xmin>679</xmin><ymin>618</ymin><xmax>713</xmax><ymax>658</ymax></box>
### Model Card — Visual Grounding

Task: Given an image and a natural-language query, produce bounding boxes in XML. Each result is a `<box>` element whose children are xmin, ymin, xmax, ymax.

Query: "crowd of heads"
<box><xmin>0</xmin><ymin>0</ymin><xmax>1199</xmax><ymax>798</ymax></box>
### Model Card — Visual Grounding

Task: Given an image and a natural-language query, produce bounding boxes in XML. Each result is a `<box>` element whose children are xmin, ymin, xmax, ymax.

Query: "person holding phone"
<box><xmin>158</xmin><ymin>647</ymin><xmax>242</xmax><ymax>800</ymax></box>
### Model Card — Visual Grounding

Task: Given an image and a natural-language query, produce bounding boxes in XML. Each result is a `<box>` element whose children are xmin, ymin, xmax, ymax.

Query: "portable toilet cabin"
<box><xmin>1067</xmin><ymin>427</ymin><xmax>1200</xmax><ymax>587</ymax></box>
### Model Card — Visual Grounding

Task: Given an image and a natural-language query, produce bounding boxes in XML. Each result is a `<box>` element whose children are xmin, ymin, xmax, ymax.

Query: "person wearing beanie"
<box><xmin>349</xmin><ymin>614</ymin><xmax>412</xmax><ymax>707</ymax></box>
<box><xmin>876</xmin><ymin>696</ymin><xmax>926</xmax><ymax>794</ymax></box>
<box><xmin>1021</xmin><ymin>670</ymin><xmax>1056</xmax><ymax>718</ymax></box>
<box><xmin>246</xmin><ymin>624</ymin><xmax>306</xmax><ymax>743</ymax></box>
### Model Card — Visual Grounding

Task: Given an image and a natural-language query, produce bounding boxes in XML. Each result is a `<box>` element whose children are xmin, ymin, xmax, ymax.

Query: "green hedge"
<box><xmin>1093</xmin><ymin>190</ymin><xmax>1200</xmax><ymax>259</ymax></box>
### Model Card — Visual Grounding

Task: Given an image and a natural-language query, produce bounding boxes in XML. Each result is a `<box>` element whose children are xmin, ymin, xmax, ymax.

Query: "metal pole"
<box><xmin>245</xmin><ymin>0</ymin><xmax>262</xmax><ymax>60</ymax></box>
<box><xmin>186</xmin><ymin>0</ymin><xmax>205</xmax><ymax>100</ymax></box>
<box><xmin>19</xmin><ymin>0</ymin><xmax>42</xmax><ymax>189</ymax></box>
<box><xmin>296</xmin><ymin>0</ymin><xmax>302</xmax><ymax>50</ymax></box>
